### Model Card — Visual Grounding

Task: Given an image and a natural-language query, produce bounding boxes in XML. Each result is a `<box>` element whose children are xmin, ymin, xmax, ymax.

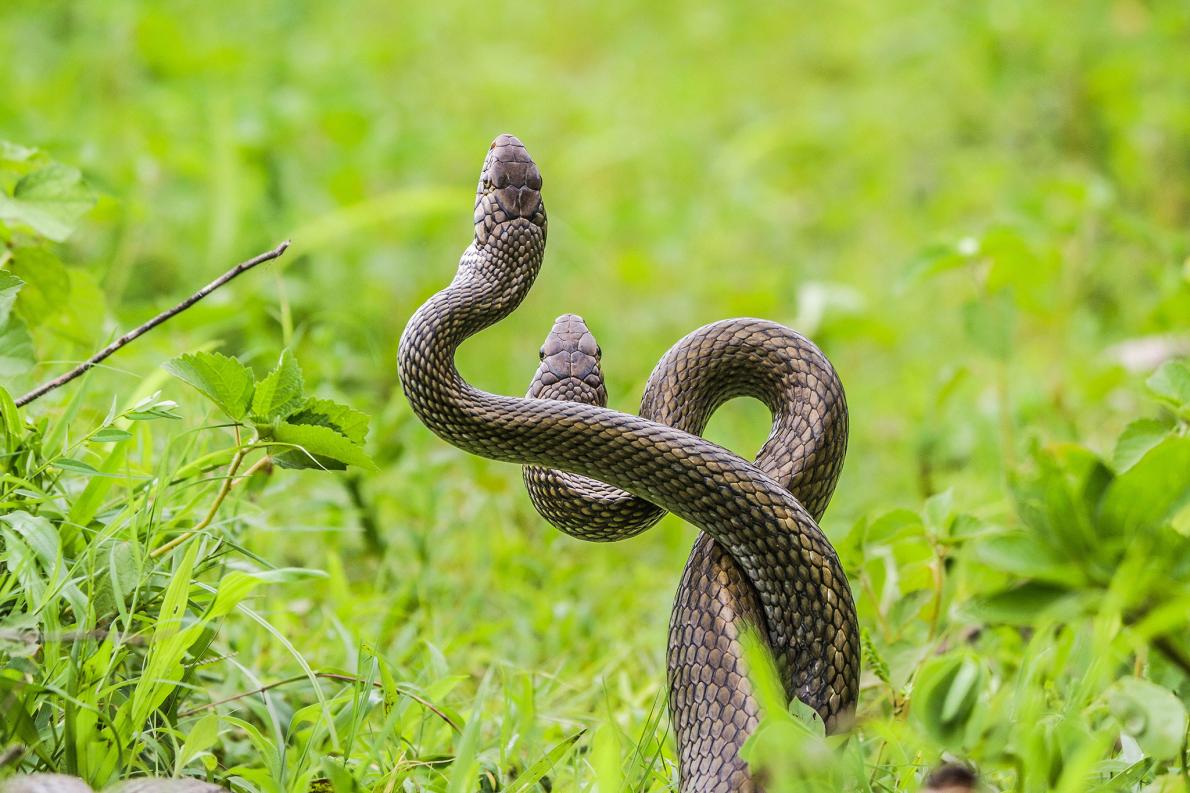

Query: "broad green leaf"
<box><xmin>973</xmin><ymin>532</ymin><xmax>1084</xmax><ymax>586</ymax></box>
<box><xmin>0</xmin><ymin>164</ymin><xmax>96</xmax><ymax>241</ymax></box>
<box><xmin>1098</xmin><ymin>435</ymin><xmax>1190</xmax><ymax>536</ymax></box>
<box><xmin>164</xmin><ymin>351</ymin><xmax>255</xmax><ymax>421</ymax></box>
<box><xmin>1147</xmin><ymin>359</ymin><xmax>1190</xmax><ymax>414</ymax></box>
<box><xmin>910</xmin><ymin>654</ymin><xmax>981</xmax><ymax>745</ymax></box>
<box><xmin>1107</xmin><ymin>677</ymin><xmax>1187</xmax><ymax>761</ymax></box>
<box><xmin>288</xmin><ymin>397</ymin><xmax>371</xmax><ymax>444</ymax></box>
<box><xmin>250</xmin><ymin>349</ymin><xmax>304</xmax><ymax>421</ymax></box>
<box><xmin>270</xmin><ymin>421</ymin><xmax>376</xmax><ymax>471</ymax></box>
<box><xmin>175</xmin><ymin>713</ymin><xmax>221</xmax><ymax>774</ymax></box>
<box><xmin>0</xmin><ymin>270</ymin><xmax>22</xmax><ymax>327</ymax></box>
<box><xmin>6</xmin><ymin>245</ymin><xmax>69</xmax><ymax>328</ymax></box>
<box><xmin>0</xmin><ymin>315</ymin><xmax>34</xmax><ymax>376</ymax></box>
<box><xmin>863</xmin><ymin>509</ymin><xmax>924</xmax><ymax>546</ymax></box>
<box><xmin>1112</xmin><ymin>418</ymin><xmax>1172</xmax><ymax>472</ymax></box>
<box><xmin>208</xmin><ymin>571</ymin><xmax>263</xmax><ymax>618</ymax></box>
<box><xmin>969</xmin><ymin>581</ymin><xmax>1077</xmax><ymax>625</ymax></box>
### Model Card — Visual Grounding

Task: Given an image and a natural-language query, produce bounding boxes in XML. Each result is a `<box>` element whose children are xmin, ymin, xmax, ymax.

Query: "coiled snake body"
<box><xmin>398</xmin><ymin>135</ymin><xmax>859</xmax><ymax>791</ymax></box>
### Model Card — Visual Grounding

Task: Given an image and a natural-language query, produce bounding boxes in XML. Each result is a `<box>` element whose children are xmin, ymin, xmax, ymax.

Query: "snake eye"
<box><xmin>595</xmin><ymin>345</ymin><xmax>602</xmax><ymax>359</ymax></box>
<box><xmin>539</xmin><ymin>347</ymin><xmax>546</xmax><ymax>361</ymax></box>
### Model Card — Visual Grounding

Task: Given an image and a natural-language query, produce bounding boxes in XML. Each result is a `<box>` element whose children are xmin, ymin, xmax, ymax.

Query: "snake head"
<box><xmin>474</xmin><ymin>134</ymin><xmax>547</xmax><ymax>245</ymax></box>
<box><xmin>528</xmin><ymin>313</ymin><xmax>607</xmax><ymax>406</ymax></box>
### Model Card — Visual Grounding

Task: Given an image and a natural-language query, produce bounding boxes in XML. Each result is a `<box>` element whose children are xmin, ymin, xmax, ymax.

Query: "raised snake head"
<box><xmin>474</xmin><ymin>134</ymin><xmax>547</xmax><ymax>245</ymax></box>
<box><xmin>527</xmin><ymin>313</ymin><xmax>607</xmax><ymax>406</ymax></box>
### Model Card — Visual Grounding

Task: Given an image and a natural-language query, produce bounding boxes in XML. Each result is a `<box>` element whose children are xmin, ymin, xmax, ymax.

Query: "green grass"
<box><xmin>1</xmin><ymin>0</ymin><xmax>1188</xmax><ymax>790</ymax></box>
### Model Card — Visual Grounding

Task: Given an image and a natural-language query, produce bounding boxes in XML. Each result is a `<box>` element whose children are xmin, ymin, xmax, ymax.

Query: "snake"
<box><xmin>397</xmin><ymin>134</ymin><xmax>859</xmax><ymax>792</ymax></box>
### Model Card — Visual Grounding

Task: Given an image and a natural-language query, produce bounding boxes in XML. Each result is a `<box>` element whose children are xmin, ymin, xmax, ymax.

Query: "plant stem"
<box><xmin>150</xmin><ymin>441</ymin><xmax>248</xmax><ymax>558</ymax></box>
<box><xmin>13</xmin><ymin>240</ymin><xmax>290</xmax><ymax>408</ymax></box>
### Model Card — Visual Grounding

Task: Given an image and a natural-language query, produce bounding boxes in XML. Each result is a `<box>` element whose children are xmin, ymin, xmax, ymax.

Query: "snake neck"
<box><xmin>398</xmin><ymin>229</ymin><xmax>545</xmax><ymax>446</ymax></box>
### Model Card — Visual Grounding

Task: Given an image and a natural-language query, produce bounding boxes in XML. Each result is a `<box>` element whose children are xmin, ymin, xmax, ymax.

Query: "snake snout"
<box><xmin>476</xmin><ymin>133</ymin><xmax>544</xmax><ymax>223</ymax></box>
<box><xmin>528</xmin><ymin>313</ymin><xmax>607</xmax><ymax>405</ymax></box>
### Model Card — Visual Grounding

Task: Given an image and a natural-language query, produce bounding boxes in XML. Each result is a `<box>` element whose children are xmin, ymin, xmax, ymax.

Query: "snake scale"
<box><xmin>398</xmin><ymin>134</ymin><xmax>859</xmax><ymax>791</ymax></box>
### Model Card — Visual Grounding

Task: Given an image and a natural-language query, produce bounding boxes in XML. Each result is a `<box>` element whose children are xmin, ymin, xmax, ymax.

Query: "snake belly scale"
<box><xmin>397</xmin><ymin>134</ymin><xmax>859</xmax><ymax>792</ymax></box>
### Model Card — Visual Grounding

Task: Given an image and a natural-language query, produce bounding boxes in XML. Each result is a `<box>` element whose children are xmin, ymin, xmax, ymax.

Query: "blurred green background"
<box><xmin>1</xmin><ymin>0</ymin><xmax>1188</xmax><ymax>789</ymax></box>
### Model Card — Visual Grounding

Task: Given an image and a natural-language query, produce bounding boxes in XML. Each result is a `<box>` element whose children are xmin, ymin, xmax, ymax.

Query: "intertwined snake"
<box><xmin>398</xmin><ymin>135</ymin><xmax>859</xmax><ymax>791</ymax></box>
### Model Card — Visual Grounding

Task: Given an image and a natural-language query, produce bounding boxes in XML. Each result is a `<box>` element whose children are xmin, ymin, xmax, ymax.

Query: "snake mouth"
<box><xmin>474</xmin><ymin>134</ymin><xmax>547</xmax><ymax>242</ymax></box>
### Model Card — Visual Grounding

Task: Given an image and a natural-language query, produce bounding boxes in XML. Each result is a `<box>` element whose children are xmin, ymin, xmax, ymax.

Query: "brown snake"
<box><xmin>398</xmin><ymin>135</ymin><xmax>859</xmax><ymax>791</ymax></box>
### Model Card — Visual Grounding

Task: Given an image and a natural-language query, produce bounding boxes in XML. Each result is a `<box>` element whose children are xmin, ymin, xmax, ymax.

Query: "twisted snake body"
<box><xmin>398</xmin><ymin>135</ymin><xmax>859</xmax><ymax>791</ymax></box>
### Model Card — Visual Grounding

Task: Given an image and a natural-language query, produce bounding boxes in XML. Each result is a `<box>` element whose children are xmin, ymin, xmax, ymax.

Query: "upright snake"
<box><xmin>398</xmin><ymin>135</ymin><xmax>859</xmax><ymax>791</ymax></box>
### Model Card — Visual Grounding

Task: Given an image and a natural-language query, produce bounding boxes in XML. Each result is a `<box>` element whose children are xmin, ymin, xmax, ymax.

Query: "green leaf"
<box><xmin>973</xmin><ymin>532</ymin><xmax>1084</xmax><ymax>586</ymax></box>
<box><xmin>91</xmin><ymin>427</ymin><xmax>132</xmax><ymax>443</ymax></box>
<box><xmin>163</xmin><ymin>351</ymin><xmax>255</xmax><ymax>421</ymax></box>
<box><xmin>1098</xmin><ymin>435</ymin><xmax>1190</xmax><ymax>536</ymax></box>
<box><xmin>0</xmin><ymin>140</ymin><xmax>42</xmax><ymax>168</ymax></box>
<box><xmin>505</xmin><ymin>731</ymin><xmax>585</xmax><ymax>793</ymax></box>
<box><xmin>1147</xmin><ymin>359</ymin><xmax>1190</xmax><ymax>414</ymax></box>
<box><xmin>7</xmin><ymin>244</ymin><xmax>70</xmax><ymax>328</ymax></box>
<box><xmin>250</xmin><ymin>349</ymin><xmax>304</xmax><ymax>422</ymax></box>
<box><xmin>175</xmin><ymin>713</ymin><xmax>221</xmax><ymax>775</ymax></box>
<box><xmin>0</xmin><ymin>164</ymin><xmax>96</xmax><ymax>241</ymax></box>
<box><xmin>0</xmin><ymin>270</ymin><xmax>23</xmax><ymax>327</ymax></box>
<box><xmin>53</xmin><ymin>456</ymin><xmax>148</xmax><ymax>480</ymax></box>
<box><xmin>0</xmin><ymin>385</ymin><xmax>21</xmax><ymax>443</ymax></box>
<box><xmin>969</xmin><ymin>581</ymin><xmax>1076</xmax><ymax>625</ymax></box>
<box><xmin>910</xmin><ymin>654</ymin><xmax>982</xmax><ymax>745</ymax></box>
<box><xmin>0</xmin><ymin>315</ymin><xmax>34</xmax><ymax>376</ymax></box>
<box><xmin>287</xmin><ymin>397</ymin><xmax>371</xmax><ymax>445</ymax></box>
<box><xmin>1112</xmin><ymin>418</ymin><xmax>1172</xmax><ymax>472</ymax></box>
<box><xmin>1107</xmin><ymin>677</ymin><xmax>1187</xmax><ymax>762</ymax></box>
<box><xmin>53</xmin><ymin>457</ymin><xmax>100</xmax><ymax>475</ymax></box>
<box><xmin>270</xmin><ymin>421</ymin><xmax>377</xmax><ymax>471</ymax></box>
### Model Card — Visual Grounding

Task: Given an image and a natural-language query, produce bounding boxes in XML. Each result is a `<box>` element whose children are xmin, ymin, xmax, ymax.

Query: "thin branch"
<box><xmin>177</xmin><ymin>671</ymin><xmax>461</xmax><ymax>732</ymax></box>
<box><xmin>14</xmin><ymin>240</ymin><xmax>291</xmax><ymax>407</ymax></box>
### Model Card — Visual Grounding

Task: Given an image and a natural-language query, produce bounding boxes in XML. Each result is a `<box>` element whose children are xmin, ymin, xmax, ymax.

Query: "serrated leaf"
<box><xmin>0</xmin><ymin>270</ymin><xmax>23</xmax><ymax>327</ymax></box>
<box><xmin>287</xmin><ymin>397</ymin><xmax>371</xmax><ymax>444</ymax></box>
<box><xmin>163</xmin><ymin>351</ymin><xmax>255</xmax><ymax>421</ymax></box>
<box><xmin>0</xmin><ymin>315</ymin><xmax>34</xmax><ymax>376</ymax></box>
<box><xmin>270</xmin><ymin>421</ymin><xmax>376</xmax><ymax>471</ymax></box>
<box><xmin>1112</xmin><ymin>418</ymin><xmax>1172</xmax><ymax>472</ymax></box>
<box><xmin>250</xmin><ymin>349</ymin><xmax>304</xmax><ymax>422</ymax></box>
<box><xmin>0</xmin><ymin>164</ymin><xmax>96</xmax><ymax>241</ymax></box>
<box><xmin>1147</xmin><ymin>359</ymin><xmax>1190</xmax><ymax>413</ymax></box>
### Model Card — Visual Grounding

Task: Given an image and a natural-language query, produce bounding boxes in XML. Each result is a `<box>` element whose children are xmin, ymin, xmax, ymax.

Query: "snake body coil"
<box><xmin>398</xmin><ymin>135</ymin><xmax>859</xmax><ymax>792</ymax></box>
